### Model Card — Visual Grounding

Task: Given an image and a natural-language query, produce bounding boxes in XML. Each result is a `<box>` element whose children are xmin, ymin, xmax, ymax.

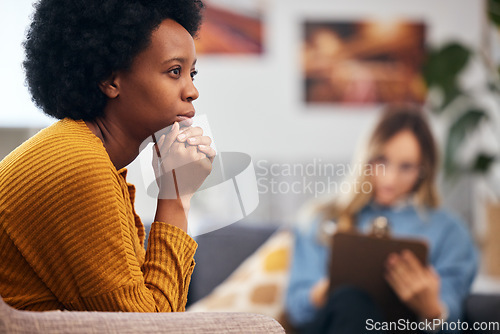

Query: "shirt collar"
<box><xmin>364</xmin><ymin>194</ymin><xmax>430</xmax><ymax>222</ymax></box>
<box><xmin>368</xmin><ymin>195</ymin><xmax>414</xmax><ymax>212</ymax></box>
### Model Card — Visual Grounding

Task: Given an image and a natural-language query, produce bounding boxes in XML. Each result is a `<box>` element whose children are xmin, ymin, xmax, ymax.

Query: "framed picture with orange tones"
<box><xmin>194</xmin><ymin>0</ymin><xmax>264</xmax><ymax>55</ymax></box>
<box><xmin>303</xmin><ymin>20</ymin><xmax>427</xmax><ymax>105</ymax></box>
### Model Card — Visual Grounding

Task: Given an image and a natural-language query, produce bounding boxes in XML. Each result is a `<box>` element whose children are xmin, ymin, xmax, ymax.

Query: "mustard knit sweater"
<box><xmin>0</xmin><ymin>118</ymin><xmax>197</xmax><ymax>312</ymax></box>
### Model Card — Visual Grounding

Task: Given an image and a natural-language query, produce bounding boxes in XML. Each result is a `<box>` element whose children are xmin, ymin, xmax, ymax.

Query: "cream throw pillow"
<box><xmin>187</xmin><ymin>228</ymin><xmax>293</xmax><ymax>322</ymax></box>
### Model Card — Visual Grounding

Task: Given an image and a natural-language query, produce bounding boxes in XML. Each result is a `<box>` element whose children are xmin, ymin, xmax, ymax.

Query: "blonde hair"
<box><xmin>318</xmin><ymin>104</ymin><xmax>440</xmax><ymax>231</ymax></box>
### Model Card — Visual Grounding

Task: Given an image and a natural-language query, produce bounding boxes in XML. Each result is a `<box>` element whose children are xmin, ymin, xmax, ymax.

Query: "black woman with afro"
<box><xmin>0</xmin><ymin>0</ymin><xmax>217</xmax><ymax>312</ymax></box>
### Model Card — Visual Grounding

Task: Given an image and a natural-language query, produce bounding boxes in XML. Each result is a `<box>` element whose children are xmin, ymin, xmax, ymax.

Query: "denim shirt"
<box><xmin>285</xmin><ymin>203</ymin><xmax>478</xmax><ymax>330</ymax></box>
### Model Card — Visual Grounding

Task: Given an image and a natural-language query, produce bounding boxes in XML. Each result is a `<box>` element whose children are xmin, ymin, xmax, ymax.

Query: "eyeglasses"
<box><xmin>370</xmin><ymin>156</ymin><xmax>422</xmax><ymax>179</ymax></box>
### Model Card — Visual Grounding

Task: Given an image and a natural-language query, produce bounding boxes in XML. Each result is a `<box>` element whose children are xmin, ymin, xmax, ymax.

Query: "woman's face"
<box><xmin>371</xmin><ymin>130</ymin><xmax>422</xmax><ymax>206</ymax></box>
<box><xmin>110</xmin><ymin>19</ymin><xmax>199</xmax><ymax>140</ymax></box>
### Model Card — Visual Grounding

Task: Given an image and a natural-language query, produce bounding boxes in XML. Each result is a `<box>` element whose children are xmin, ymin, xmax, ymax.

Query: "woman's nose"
<box><xmin>184</xmin><ymin>80</ymin><xmax>199</xmax><ymax>102</ymax></box>
<box><xmin>378</xmin><ymin>164</ymin><xmax>398</xmax><ymax>183</ymax></box>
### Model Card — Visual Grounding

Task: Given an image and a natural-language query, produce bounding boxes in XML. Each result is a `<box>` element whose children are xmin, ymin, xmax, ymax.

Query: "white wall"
<box><xmin>191</xmin><ymin>0</ymin><xmax>484</xmax><ymax>161</ymax></box>
<box><xmin>0</xmin><ymin>1</ymin><xmax>54</xmax><ymax>127</ymax></box>
<box><xmin>0</xmin><ymin>0</ymin><xmax>485</xmax><ymax>224</ymax></box>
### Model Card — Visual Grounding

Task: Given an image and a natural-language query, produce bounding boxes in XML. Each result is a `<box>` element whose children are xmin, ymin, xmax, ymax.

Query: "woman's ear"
<box><xmin>98</xmin><ymin>74</ymin><xmax>120</xmax><ymax>99</ymax></box>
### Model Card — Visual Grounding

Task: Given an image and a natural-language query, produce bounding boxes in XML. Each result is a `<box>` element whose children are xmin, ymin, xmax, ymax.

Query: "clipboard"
<box><xmin>328</xmin><ymin>231</ymin><xmax>428</xmax><ymax>322</ymax></box>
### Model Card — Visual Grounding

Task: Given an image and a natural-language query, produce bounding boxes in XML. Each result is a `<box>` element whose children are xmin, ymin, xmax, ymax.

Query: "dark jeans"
<box><xmin>299</xmin><ymin>285</ymin><xmax>386</xmax><ymax>334</ymax></box>
<box><xmin>297</xmin><ymin>285</ymin><xmax>457</xmax><ymax>334</ymax></box>
<box><xmin>300</xmin><ymin>285</ymin><xmax>442</xmax><ymax>334</ymax></box>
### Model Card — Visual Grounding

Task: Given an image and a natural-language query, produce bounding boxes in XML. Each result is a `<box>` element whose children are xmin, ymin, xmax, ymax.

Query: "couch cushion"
<box><xmin>187</xmin><ymin>222</ymin><xmax>279</xmax><ymax>305</ymax></box>
<box><xmin>187</xmin><ymin>228</ymin><xmax>293</xmax><ymax>325</ymax></box>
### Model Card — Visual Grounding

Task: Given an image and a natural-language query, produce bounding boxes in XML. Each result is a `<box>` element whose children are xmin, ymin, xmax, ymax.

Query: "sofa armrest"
<box><xmin>464</xmin><ymin>293</ymin><xmax>500</xmax><ymax>324</ymax></box>
<box><xmin>0</xmin><ymin>297</ymin><xmax>284</xmax><ymax>334</ymax></box>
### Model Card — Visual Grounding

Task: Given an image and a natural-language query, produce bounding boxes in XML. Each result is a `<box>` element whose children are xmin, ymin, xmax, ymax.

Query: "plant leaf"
<box><xmin>472</xmin><ymin>154</ymin><xmax>496</xmax><ymax>173</ymax></box>
<box><xmin>444</xmin><ymin>109</ymin><xmax>487</xmax><ymax>178</ymax></box>
<box><xmin>441</xmin><ymin>85</ymin><xmax>463</xmax><ymax>111</ymax></box>
<box><xmin>422</xmin><ymin>43</ymin><xmax>472</xmax><ymax>90</ymax></box>
<box><xmin>488</xmin><ymin>0</ymin><xmax>500</xmax><ymax>27</ymax></box>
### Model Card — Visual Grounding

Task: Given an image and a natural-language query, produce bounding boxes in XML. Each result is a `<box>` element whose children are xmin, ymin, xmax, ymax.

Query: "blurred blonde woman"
<box><xmin>285</xmin><ymin>105</ymin><xmax>478</xmax><ymax>334</ymax></box>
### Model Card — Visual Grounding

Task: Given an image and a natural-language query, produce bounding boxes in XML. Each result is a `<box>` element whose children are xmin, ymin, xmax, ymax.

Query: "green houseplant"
<box><xmin>423</xmin><ymin>42</ymin><xmax>499</xmax><ymax>181</ymax></box>
<box><xmin>422</xmin><ymin>0</ymin><xmax>500</xmax><ymax>276</ymax></box>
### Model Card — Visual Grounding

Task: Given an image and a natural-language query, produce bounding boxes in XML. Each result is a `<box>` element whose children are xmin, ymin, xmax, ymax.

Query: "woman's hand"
<box><xmin>310</xmin><ymin>278</ymin><xmax>330</xmax><ymax>308</ymax></box>
<box><xmin>385</xmin><ymin>250</ymin><xmax>443</xmax><ymax>320</ymax></box>
<box><xmin>152</xmin><ymin>122</ymin><xmax>216</xmax><ymax>232</ymax></box>
<box><xmin>152</xmin><ymin>122</ymin><xmax>215</xmax><ymax>204</ymax></box>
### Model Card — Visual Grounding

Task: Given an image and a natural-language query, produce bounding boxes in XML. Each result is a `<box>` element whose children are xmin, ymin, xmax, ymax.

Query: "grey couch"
<box><xmin>0</xmin><ymin>223</ymin><xmax>286</xmax><ymax>334</ymax></box>
<box><xmin>187</xmin><ymin>222</ymin><xmax>500</xmax><ymax>334</ymax></box>
<box><xmin>0</xmin><ymin>296</ymin><xmax>285</xmax><ymax>334</ymax></box>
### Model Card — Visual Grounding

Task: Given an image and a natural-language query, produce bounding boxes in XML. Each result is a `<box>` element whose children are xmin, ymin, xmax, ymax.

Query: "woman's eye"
<box><xmin>373</xmin><ymin>156</ymin><xmax>387</xmax><ymax>166</ymax></box>
<box><xmin>400</xmin><ymin>163</ymin><xmax>417</xmax><ymax>172</ymax></box>
<box><xmin>169</xmin><ymin>68</ymin><xmax>181</xmax><ymax>77</ymax></box>
<box><xmin>400</xmin><ymin>164</ymin><xmax>411</xmax><ymax>170</ymax></box>
<box><xmin>191</xmin><ymin>70</ymin><xmax>198</xmax><ymax>81</ymax></box>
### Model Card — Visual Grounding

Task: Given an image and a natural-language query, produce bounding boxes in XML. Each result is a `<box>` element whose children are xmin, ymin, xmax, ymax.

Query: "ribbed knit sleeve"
<box><xmin>143</xmin><ymin>222</ymin><xmax>197</xmax><ymax>311</ymax></box>
<box><xmin>0</xmin><ymin>119</ymin><xmax>197</xmax><ymax>312</ymax></box>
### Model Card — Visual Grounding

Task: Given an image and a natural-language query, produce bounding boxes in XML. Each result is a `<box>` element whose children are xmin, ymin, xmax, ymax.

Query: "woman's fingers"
<box><xmin>385</xmin><ymin>262</ymin><xmax>414</xmax><ymax>303</ymax></box>
<box><xmin>310</xmin><ymin>278</ymin><xmax>330</xmax><ymax>308</ymax></box>
<box><xmin>166</xmin><ymin>122</ymin><xmax>180</xmax><ymax>146</ymax></box>
<box><xmin>402</xmin><ymin>250</ymin><xmax>424</xmax><ymax>274</ymax></box>
<box><xmin>152</xmin><ymin>133</ymin><xmax>166</xmax><ymax>170</ymax></box>
<box><xmin>186</xmin><ymin>135</ymin><xmax>212</xmax><ymax>146</ymax></box>
<box><xmin>152</xmin><ymin>144</ymin><xmax>159</xmax><ymax>174</ymax></box>
<box><xmin>176</xmin><ymin>126</ymin><xmax>214</xmax><ymax>162</ymax></box>
<box><xmin>428</xmin><ymin>265</ymin><xmax>439</xmax><ymax>279</ymax></box>
<box><xmin>153</xmin><ymin>123</ymin><xmax>210</xmax><ymax>169</ymax></box>
<box><xmin>197</xmin><ymin>145</ymin><xmax>216</xmax><ymax>162</ymax></box>
<box><xmin>386</xmin><ymin>253</ymin><xmax>414</xmax><ymax>287</ymax></box>
<box><xmin>151</xmin><ymin>123</ymin><xmax>214</xmax><ymax>201</ymax></box>
<box><xmin>385</xmin><ymin>271</ymin><xmax>404</xmax><ymax>295</ymax></box>
<box><xmin>177</xmin><ymin>126</ymin><xmax>203</xmax><ymax>142</ymax></box>
<box><xmin>166</xmin><ymin>141</ymin><xmax>211</xmax><ymax>167</ymax></box>
<box><xmin>152</xmin><ymin>134</ymin><xmax>167</xmax><ymax>186</ymax></box>
<box><xmin>154</xmin><ymin>122</ymin><xmax>180</xmax><ymax>157</ymax></box>
<box><xmin>175</xmin><ymin>128</ymin><xmax>215</xmax><ymax>161</ymax></box>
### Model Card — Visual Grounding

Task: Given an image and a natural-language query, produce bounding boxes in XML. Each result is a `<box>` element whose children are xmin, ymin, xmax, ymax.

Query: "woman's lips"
<box><xmin>176</xmin><ymin>115</ymin><xmax>194</xmax><ymax>126</ymax></box>
<box><xmin>379</xmin><ymin>187</ymin><xmax>395</xmax><ymax>194</ymax></box>
<box><xmin>175</xmin><ymin>111</ymin><xmax>195</xmax><ymax>126</ymax></box>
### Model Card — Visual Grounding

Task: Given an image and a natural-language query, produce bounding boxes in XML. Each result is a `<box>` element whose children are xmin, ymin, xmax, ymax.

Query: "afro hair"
<box><xmin>23</xmin><ymin>0</ymin><xmax>204</xmax><ymax>120</ymax></box>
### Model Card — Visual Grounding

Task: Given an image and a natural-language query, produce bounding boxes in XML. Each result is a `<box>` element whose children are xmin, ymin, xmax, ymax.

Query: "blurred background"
<box><xmin>2</xmin><ymin>0</ymin><xmax>500</xmax><ymax>289</ymax></box>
